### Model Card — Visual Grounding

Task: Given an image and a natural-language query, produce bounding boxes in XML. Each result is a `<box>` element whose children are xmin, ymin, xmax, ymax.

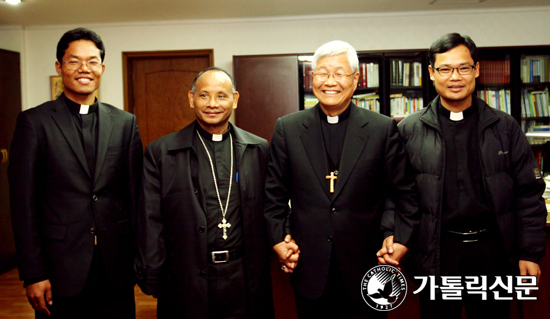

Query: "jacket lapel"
<box><xmin>333</xmin><ymin>104</ymin><xmax>369</xmax><ymax>199</ymax></box>
<box><xmin>50</xmin><ymin>98</ymin><xmax>91</xmax><ymax>178</ymax></box>
<box><xmin>94</xmin><ymin>103</ymin><xmax>114</xmax><ymax>184</ymax></box>
<box><xmin>300</xmin><ymin>106</ymin><xmax>331</xmax><ymax>198</ymax></box>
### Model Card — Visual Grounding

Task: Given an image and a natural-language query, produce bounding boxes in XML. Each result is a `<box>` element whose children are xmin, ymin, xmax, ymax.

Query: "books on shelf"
<box><xmin>526</xmin><ymin>124</ymin><xmax>550</xmax><ymax>145</ymax></box>
<box><xmin>521</xmin><ymin>55</ymin><xmax>550</xmax><ymax>83</ymax></box>
<box><xmin>390</xmin><ymin>92</ymin><xmax>423</xmax><ymax>118</ymax></box>
<box><xmin>477</xmin><ymin>60</ymin><xmax>510</xmax><ymax>84</ymax></box>
<box><xmin>302</xmin><ymin>62</ymin><xmax>313</xmax><ymax>89</ymax></box>
<box><xmin>359</xmin><ymin>62</ymin><xmax>379</xmax><ymax>88</ymax></box>
<box><xmin>521</xmin><ymin>87</ymin><xmax>550</xmax><ymax>118</ymax></box>
<box><xmin>476</xmin><ymin>89</ymin><xmax>511</xmax><ymax>114</ymax></box>
<box><xmin>391</xmin><ymin>60</ymin><xmax>422</xmax><ymax>87</ymax></box>
<box><xmin>353</xmin><ymin>92</ymin><xmax>380</xmax><ymax>113</ymax></box>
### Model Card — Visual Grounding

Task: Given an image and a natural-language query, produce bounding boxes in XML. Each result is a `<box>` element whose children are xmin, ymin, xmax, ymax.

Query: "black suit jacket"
<box><xmin>264</xmin><ymin>103</ymin><xmax>419</xmax><ymax>300</ymax></box>
<box><xmin>8</xmin><ymin>95</ymin><xmax>142</xmax><ymax>297</ymax></box>
<box><xmin>135</xmin><ymin>121</ymin><xmax>274</xmax><ymax>318</ymax></box>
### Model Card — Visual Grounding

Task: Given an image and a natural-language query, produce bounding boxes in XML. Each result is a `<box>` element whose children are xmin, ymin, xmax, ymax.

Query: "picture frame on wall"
<box><xmin>50</xmin><ymin>75</ymin><xmax>99</xmax><ymax>101</ymax></box>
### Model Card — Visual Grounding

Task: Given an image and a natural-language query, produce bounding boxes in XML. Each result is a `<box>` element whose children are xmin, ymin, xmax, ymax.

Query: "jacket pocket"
<box><xmin>41</xmin><ymin>224</ymin><xmax>66</xmax><ymax>241</ymax></box>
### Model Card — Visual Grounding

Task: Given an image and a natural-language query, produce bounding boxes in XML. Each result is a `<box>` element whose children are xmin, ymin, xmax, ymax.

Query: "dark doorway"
<box><xmin>0</xmin><ymin>49</ymin><xmax>22</xmax><ymax>274</ymax></box>
<box><xmin>123</xmin><ymin>50</ymin><xmax>213</xmax><ymax>148</ymax></box>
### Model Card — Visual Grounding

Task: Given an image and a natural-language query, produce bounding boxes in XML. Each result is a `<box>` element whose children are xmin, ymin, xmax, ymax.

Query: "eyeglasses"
<box><xmin>434</xmin><ymin>65</ymin><xmax>475</xmax><ymax>77</ymax></box>
<box><xmin>313</xmin><ymin>72</ymin><xmax>354</xmax><ymax>82</ymax></box>
<box><xmin>62</xmin><ymin>59</ymin><xmax>103</xmax><ymax>71</ymax></box>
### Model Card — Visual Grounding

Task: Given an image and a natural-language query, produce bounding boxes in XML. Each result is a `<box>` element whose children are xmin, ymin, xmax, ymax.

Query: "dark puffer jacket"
<box><xmin>398</xmin><ymin>95</ymin><xmax>547</xmax><ymax>279</ymax></box>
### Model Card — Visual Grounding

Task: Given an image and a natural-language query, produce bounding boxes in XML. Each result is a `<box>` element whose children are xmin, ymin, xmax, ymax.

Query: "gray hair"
<box><xmin>191</xmin><ymin>67</ymin><xmax>237</xmax><ymax>94</ymax></box>
<box><xmin>312</xmin><ymin>40</ymin><xmax>359</xmax><ymax>73</ymax></box>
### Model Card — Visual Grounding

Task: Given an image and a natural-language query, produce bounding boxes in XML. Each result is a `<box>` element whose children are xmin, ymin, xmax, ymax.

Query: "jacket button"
<box><xmin>194</xmin><ymin>189</ymin><xmax>198</xmax><ymax>194</ymax></box>
<box><xmin>327</xmin><ymin>236</ymin><xmax>333</xmax><ymax>242</ymax></box>
<box><xmin>90</xmin><ymin>227</ymin><xmax>95</xmax><ymax>235</ymax></box>
<box><xmin>199</xmin><ymin>226</ymin><xmax>205</xmax><ymax>233</ymax></box>
<box><xmin>331</xmin><ymin>207</ymin><xmax>336</xmax><ymax>213</ymax></box>
<box><xmin>92</xmin><ymin>195</ymin><xmax>98</xmax><ymax>201</ymax></box>
<box><xmin>199</xmin><ymin>270</ymin><xmax>206</xmax><ymax>277</ymax></box>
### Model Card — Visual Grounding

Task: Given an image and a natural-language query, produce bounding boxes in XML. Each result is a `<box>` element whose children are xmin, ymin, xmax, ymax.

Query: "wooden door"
<box><xmin>0</xmin><ymin>49</ymin><xmax>21</xmax><ymax>274</ymax></box>
<box><xmin>123</xmin><ymin>50</ymin><xmax>213</xmax><ymax>147</ymax></box>
<box><xmin>233</xmin><ymin>55</ymin><xmax>300</xmax><ymax>142</ymax></box>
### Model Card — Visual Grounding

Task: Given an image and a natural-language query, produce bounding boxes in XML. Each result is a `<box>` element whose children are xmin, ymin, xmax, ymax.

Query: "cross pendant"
<box><xmin>326</xmin><ymin>171</ymin><xmax>338</xmax><ymax>193</ymax></box>
<box><xmin>218</xmin><ymin>218</ymin><xmax>231</xmax><ymax>240</ymax></box>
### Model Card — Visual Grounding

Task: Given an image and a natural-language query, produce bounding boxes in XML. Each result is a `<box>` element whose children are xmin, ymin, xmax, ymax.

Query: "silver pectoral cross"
<box><xmin>326</xmin><ymin>171</ymin><xmax>338</xmax><ymax>193</ymax></box>
<box><xmin>218</xmin><ymin>218</ymin><xmax>231</xmax><ymax>240</ymax></box>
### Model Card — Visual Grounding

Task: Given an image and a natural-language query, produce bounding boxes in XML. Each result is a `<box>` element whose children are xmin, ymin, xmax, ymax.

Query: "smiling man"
<box><xmin>135</xmin><ymin>67</ymin><xmax>274</xmax><ymax>318</ymax></box>
<box><xmin>380</xmin><ymin>33</ymin><xmax>547</xmax><ymax>318</ymax></box>
<box><xmin>264</xmin><ymin>40</ymin><xmax>419</xmax><ymax>318</ymax></box>
<box><xmin>9</xmin><ymin>28</ymin><xmax>142</xmax><ymax>318</ymax></box>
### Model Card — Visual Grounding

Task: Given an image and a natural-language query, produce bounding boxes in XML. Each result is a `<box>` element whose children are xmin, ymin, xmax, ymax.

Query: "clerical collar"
<box><xmin>196</xmin><ymin>123</ymin><xmax>231</xmax><ymax>142</ymax></box>
<box><xmin>63</xmin><ymin>94</ymin><xmax>98</xmax><ymax>115</ymax></box>
<box><xmin>319</xmin><ymin>104</ymin><xmax>351</xmax><ymax>125</ymax></box>
<box><xmin>438</xmin><ymin>100</ymin><xmax>476</xmax><ymax>122</ymax></box>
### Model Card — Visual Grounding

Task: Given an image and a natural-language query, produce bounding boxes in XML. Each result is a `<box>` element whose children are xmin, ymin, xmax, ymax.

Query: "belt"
<box><xmin>209</xmin><ymin>247</ymin><xmax>244</xmax><ymax>264</ymax></box>
<box><xmin>444</xmin><ymin>229</ymin><xmax>489</xmax><ymax>243</ymax></box>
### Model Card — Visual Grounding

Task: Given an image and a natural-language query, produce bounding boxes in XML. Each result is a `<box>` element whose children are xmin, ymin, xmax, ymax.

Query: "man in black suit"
<box><xmin>264</xmin><ymin>40</ymin><xmax>419</xmax><ymax>318</ymax></box>
<box><xmin>135</xmin><ymin>67</ymin><xmax>274</xmax><ymax>318</ymax></box>
<box><xmin>8</xmin><ymin>28</ymin><xmax>142</xmax><ymax>318</ymax></box>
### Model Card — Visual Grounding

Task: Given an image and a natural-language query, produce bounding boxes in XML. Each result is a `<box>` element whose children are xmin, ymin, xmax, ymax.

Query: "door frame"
<box><xmin>122</xmin><ymin>49</ymin><xmax>214</xmax><ymax>113</ymax></box>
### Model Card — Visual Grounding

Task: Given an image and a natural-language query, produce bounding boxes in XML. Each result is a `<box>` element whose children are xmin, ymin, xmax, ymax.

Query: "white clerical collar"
<box><xmin>212</xmin><ymin>134</ymin><xmax>223</xmax><ymax>142</ymax></box>
<box><xmin>450</xmin><ymin>111</ymin><xmax>464</xmax><ymax>121</ymax></box>
<box><xmin>79</xmin><ymin>104</ymin><xmax>90</xmax><ymax>114</ymax></box>
<box><xmin>327</xmin><ymin>116</ymin><xmax>339</xmax><ymax>124</ymax></box>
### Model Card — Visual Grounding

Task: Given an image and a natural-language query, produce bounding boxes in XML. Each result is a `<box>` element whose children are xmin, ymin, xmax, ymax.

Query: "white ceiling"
<box><xmin>0</xmin><ymin>0</ymin><xmax>549</xmax><ymax>27</ymax></box>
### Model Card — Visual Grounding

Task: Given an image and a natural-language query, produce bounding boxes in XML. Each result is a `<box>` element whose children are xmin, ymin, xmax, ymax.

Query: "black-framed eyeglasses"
<box><xmin>312</xmin><ymin>72</ymin><xmax>354</xmax><ymax>82</ymax></box>
<box><xmin>62</xmin><ymin>59</ymin><xmax>103</xmax><ymax>71</ymax></box>
<box><xmin>434</xmin><ymin>65</ymin><xmax>476</xmax><ymax>76</ymax></box>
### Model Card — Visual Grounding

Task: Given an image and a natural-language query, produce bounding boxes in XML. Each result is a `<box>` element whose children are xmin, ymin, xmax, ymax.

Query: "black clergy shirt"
<box><xmin>319</xmin><ymin>104</ymin><xmax>351</xmax><ymax>173</ymax></box>
<box><xmin>438</xmin><ymin>101</ymin><xmax>493</xmax><ymax>232</ymax></box>
<box><xmin>195</xmin><ymin>124</ymin><xmax>243</xmax><ymax>251</ymax></box>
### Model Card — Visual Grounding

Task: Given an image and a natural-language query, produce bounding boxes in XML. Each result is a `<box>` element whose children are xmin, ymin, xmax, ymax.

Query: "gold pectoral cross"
<box><xmin>326</xmin><ymin>171</ymin><xmax>338</xmax><ymax>193</ymax></box>
<box><xmin>218</xmin><ymin>218</ymin><xmax>231</xmax><ymax>240</ymax></box>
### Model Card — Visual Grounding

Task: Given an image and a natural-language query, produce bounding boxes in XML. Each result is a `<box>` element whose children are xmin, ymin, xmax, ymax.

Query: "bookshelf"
<box><xmin>233</xmin><ymin>46</ymin><xmax>549</xmax><ymax>143</ymax></box>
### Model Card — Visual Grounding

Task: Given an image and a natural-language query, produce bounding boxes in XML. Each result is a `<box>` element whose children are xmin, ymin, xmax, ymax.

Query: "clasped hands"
<box><xmin>376</xmin><ymin>235</ymin><xmax>409</xmax><ymax>269</ymax></box>
<box><xmin>273</xmin><ymin>234</ymin><xmax>300</xmax><ymax>273</ymax></box>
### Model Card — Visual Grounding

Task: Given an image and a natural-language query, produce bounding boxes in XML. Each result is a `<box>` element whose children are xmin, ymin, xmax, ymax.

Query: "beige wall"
<box><xmin>1</xmin><ymin>6</ymin><xmax>549</xmax><ymax>111</ymax></box>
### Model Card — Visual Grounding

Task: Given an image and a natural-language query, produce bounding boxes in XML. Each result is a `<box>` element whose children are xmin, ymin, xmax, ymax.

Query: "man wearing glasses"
<box><xmin>264</xmin><ymin>40</ymin><xmax>419</xmax><ymax>318</ymax></box>
<box><xmin>379</xmin><ymin>33</ymin><xmax>546</xmax><ymax>318</ymax></box>
<box><xmin>9</xmin><ymin>28</ymin><xmax>142</xmax><ymax>318</ymax></box>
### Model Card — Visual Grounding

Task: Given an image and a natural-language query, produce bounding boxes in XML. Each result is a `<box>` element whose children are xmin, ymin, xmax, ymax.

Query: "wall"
<box><xmin>1</xmin><ymin>6</ymin><xmax>549</xmax><ymax>111</ymax></box>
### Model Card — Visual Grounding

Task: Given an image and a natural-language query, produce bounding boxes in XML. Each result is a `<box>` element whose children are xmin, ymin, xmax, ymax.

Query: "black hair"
<box><xmin>56</xmin><ymin>28</ymin><xmax>105</xmax><ymax>63</ymax></box>
<box><xmin>191</xmin><ymin>67</ymin><xmax>237</xmax><ymax>94</ymax></box>
<box><xmin>428</xmin><ymin>33</ymin><xmax>478</xmax><ymax>67</ymax></box>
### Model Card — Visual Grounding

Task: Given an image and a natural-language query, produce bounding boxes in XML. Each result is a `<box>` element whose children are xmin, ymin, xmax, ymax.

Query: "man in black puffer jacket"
<box><xmin>378</xmin><ymin>33</ymin><xmax>546</xmax><ymax>318</ymax></box>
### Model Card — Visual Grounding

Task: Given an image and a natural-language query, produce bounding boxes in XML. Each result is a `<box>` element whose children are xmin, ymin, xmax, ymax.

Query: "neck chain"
<box><xmin>197</xmin><ymin>131</ymin><xmax>233</xmax><ymax>240</ymax></box>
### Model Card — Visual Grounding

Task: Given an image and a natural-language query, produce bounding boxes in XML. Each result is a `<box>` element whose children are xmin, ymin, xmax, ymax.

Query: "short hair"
<box><xmin>312</xmin><ymin>40</ymin><xmax>359</xmax><ymax>73</ymax></box>
<box><xmin>428</xmin><ymin>33</ymin><xmax>478</xmax><ymax>67</ymax></box>
<box><xmin>56</xmin><ymin>28</ymin><xmax>105</xmax><ymax>63</ymax></box>
<box><xmin>191</xmin><ymin>67</ymin><xmax>237</xmax><ymax>94</ymax></box>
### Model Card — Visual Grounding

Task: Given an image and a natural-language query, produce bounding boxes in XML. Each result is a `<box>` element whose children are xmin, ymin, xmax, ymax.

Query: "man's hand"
<box><xmin>26</xmin><ymin>279</ymin><xmax>52</xmax><ymax>316</ymax></box>
<box><xmin>273</xmin><ymin>234</ymin><xmax>300</xmax><ymax>273</ymax></box>
<box><xmin>376</xmin><ymin>235</ymin><xmax>409</xmax><ymax>269</ymax></box>
<box><xmin>519</xmin><ymin>260</ymin><xmax>541</xmax><ymax>283</ymax></box>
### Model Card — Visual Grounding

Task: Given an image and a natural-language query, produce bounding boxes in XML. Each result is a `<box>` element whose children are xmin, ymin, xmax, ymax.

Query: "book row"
<box><xmin>390</xmin><ymin>93</ymin><xmax>424</xmax><ymax>117</ymax></box>
<box><xmin>477</xmin><ymin>60</ymin><xmax>510</xmax><ymax>84</ymax></box>
<box><xmin>390</xmin><ymin>60</ymin><xmax>422</xmax><ymax>87</ymax></box>
<box><xmin>477</xmin><ymin>89</ymin><xmax>511</xmax><ymax>114</ymax></box>
<box><xmin>521</xmin><ymin>88</ymin><xmax>550</xmax><ymax>118</ymax></box>
<box><xmin>521</xmin><ymin>55</ymin><xmax>550</xmax><ymax>83</ymax></box>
